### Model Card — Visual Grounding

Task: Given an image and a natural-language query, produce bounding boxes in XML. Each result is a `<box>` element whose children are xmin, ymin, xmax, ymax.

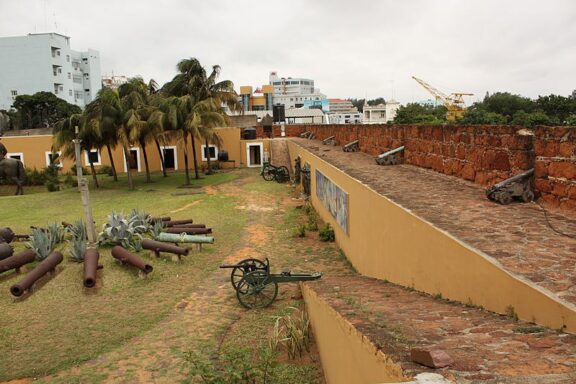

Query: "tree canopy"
<box><xmin>9</xmin><ymin>92</ymin><xmax>81</xmax><ymax>130</ymax></box>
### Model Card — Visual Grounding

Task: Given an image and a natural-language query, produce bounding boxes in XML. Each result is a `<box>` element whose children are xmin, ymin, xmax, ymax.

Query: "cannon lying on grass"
<box><xmin>167</xmin><ymin>223</ymin><xmax>206</xmax><ymax>229</ymax></box>
<box><xmin>0</xmin><ymin>227</ymin><xmax>15</xmax><ymax>243</ymax></box>
<box><xmin>156</xmin><ymin>232</ymin><xmax>214</xmax><ymax>251</ymax></box>
<box><xmin>111</xmin><ymin>246</ymin><xmax>153</xmax><ymax>276</ymax></box>
<box><xmin>375</xmin><ymin>146</ymin><xmax>405</xmax><ymax>166</ymax></box>
<box><xmin>0</xmin><ymin>243</ymin><xmax>13</xmax><ymax>260</ymax></box>
<box><xmin>343</xmin><ymin>140</ymin><xmax>360</xmax><ymax>152</ymax></box>
<box><xmin>150</xmin><ymin>216</ymin><xmax>171</xmax><ymax>223</ymax></box>
<box><xmin>164</xmin><ymin>219</ymin><xmax>193</xmax><ymax>227</ymax></box>
<box><xmin>165</xmin><ymin>227</ymin><xmax>212</xmax><ymax>235</ymax></box>
<box><xmin>142</xmin><ymin>239</ymin><xmax>188</xmax><ymax>261</ymax></box>
<box><xmin>220</xmin><ymin>258</ymin><xmax>322</xmax><ymax>309</ymax></box>
<box><xmin>0</xmin><ymin>249</ymin><xmax>36</xmax><ymax>274</ymax></box>
<box><xmin>83</xmin><ymin>248</ymin><xmax>103</xmax><ymax>288</ymax></box>
<box><xmin>322</xmin><ymin>136</ymin><xmax>336</xmax><ymax>146</ymax></box>
<box><xmin>10</xmin><ymin>251</ymin><xmax>63</xmax><ymax>297</ymax></box>
<box><xmin>486</xmin><ymin>169</ymin><xmax>535</xmax><ymax>205</ymax></box>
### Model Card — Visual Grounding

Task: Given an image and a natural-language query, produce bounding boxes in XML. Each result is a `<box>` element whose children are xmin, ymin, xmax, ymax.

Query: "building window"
<box><xmin>6</xmin><ymin>153</ymin><xmax>24</xmax><ymax>165</ymax></box>
<box><xmin>66</xmin><ymin>54</ymin><xmax>70</xmax><ymax>62</ymax></box>
<box><xmin>84</xmin><ymin>149</ymin><xmax>101</xmax><ymax>166</ymax></box>
<box><xmin>45</xmin><ymin>151</ymin><xmax>63</xmax><ymax>168</ymax></box>
<box><xmin>201</xmin><ymin>145</ymin><xmax>218</xmax><ymax>161</ymax></box>
<box><xmin>69</xmin><ymin>89</ymin><xmax>72</xmax><ymax>96</ymax></box>
<box><xmin>10</xmin><ymin>90</ymin><xmax>17</xmax><ymax>96</ymax></box>
<box><xmin>68</xmin><ymin>72</ymin><xmax>71</xmax><ymax>79</ymax></box>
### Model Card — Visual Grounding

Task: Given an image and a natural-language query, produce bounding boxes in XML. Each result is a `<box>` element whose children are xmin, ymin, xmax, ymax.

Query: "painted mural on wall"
<box><xmin>315</xmin><ymin>170</ymin><xmax>348</xmax><ymax>234</ymax></box>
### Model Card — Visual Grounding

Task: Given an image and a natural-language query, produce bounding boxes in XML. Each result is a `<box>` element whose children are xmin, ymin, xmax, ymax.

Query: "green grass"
<box><xmin>0</xmin><ymin>170</ymin><xmax>244</xmax><ymax>380</ymax></box>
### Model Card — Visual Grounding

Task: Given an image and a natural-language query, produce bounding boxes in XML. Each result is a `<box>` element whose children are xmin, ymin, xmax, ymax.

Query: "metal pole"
<box><xmin>73</xmin><ymin>126</ymin><xmax>97</xmax><ymax>244</ymax></box>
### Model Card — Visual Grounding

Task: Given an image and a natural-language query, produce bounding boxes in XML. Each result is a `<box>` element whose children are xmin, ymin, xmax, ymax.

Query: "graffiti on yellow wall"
<box><xmin>315</xmin><ymin>169</ymin><xmax>348</xmax><ymax>234</ymax></box>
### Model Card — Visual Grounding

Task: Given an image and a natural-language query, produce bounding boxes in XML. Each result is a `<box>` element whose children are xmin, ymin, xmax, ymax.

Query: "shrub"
<box><xmin>69</xmin><ymin>237</ymin><xmax>86</xmax><ymax>262</ymax></box>
<box><xmin>293</xmin><ymin>224</ymin><xmax>306</xmax><ymax>238</ymax></box>
<box><xmin>319</xmin><ymin>224</ymin><xmax>335</xmax><ymax>242</ymax></box>
<box><xmin>26</xmin><ymin>168</ymin><xmax>46</xmax><ymax>186</ymax></box>
<box><xmin>97</xmin><ymin>165</ymin><xmax>113</xmax><ymax>175</ymax></box>
<box><xmin>27</xmin><ymin>228</ymin><xmax>53</xmax><ymax>260</ymax></box>
<box><xmin>64</xmin><ymin>174</ymin><xmax>76</xmax><ymax>188</ymax></box>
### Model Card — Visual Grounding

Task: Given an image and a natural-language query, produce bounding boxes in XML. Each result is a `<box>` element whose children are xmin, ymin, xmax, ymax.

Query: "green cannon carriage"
<box><xmin>220</xmin><ymin>258</ymin><xmax>322</xmax><ymax>309</ymax></box>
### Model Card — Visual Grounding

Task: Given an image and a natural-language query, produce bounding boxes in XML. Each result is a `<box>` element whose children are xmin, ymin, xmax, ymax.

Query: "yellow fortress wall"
<box><xmin>288</xmin><ymin>140</ymin><xmax>576</xmax><ymax>332</ymax></box>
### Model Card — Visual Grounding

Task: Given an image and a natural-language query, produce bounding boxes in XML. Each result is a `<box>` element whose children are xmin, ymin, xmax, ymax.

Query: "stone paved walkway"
<box><xmin>307</xmin><ymin>276</ymin><xmax>576</xmax><ymax>383</ymax></box>
<box><xmin>293</xmin><ymin>138</ymin><xmax>576</xmax><ymax>307</ymax></box>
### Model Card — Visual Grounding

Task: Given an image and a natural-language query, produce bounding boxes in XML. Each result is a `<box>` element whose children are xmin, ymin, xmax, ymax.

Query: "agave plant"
<box><xmin>27</xmin><ymin>228</ymin><xmax>54</xmax><ymax>260</ymax></box>
<box><xmin>66</xmin><ymin>220</ymin><xmax>87</xmax><ymax>241</ymax></box>
<box><xmin>128</xmin><ymin>209</ymin><xmax>151</xmax><ymax>234</ymax></box>
<box><xmin>47</xmin><ymin>222</ymin><xmax>65</xmax><ymax>248</ymax></box>
<box><xmin>151</xmin><ymin>220</ymin><xmax>166</xmax><ymax>238</ymax></box>
<box><xmin>69</xmin><ymin>236</ymin><xmax>87</xmax><ymax>262</ymax></box>
<box><xmin>98</xmin><ymin>211</ymin><xmax>144</xmax><ymax>249</ymax></box>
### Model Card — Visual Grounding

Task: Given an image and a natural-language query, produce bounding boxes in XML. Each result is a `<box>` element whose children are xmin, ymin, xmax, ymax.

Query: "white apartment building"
<box><xmin>102</xmin><ymin>74</ymin><xmax>129</xmax><ymax>90</ymax></box>
<box><xmin>328</xmin><ymin>112</ymin><xmax>363</xmax><ymax>124</ymax></box>
<box><xmin>0</xmin><ymin>33</ymin><xmax>101</xmax><ymax>110</ymax></box>
<box><xmin>269</xmin><ymin>71</ymin><xmax>326</xmax><ymax>109</ymax></box>
<box><xmin>363</xmin><ymin>100</ymin><xmax>401</xmax><ymax>124</ymax></box>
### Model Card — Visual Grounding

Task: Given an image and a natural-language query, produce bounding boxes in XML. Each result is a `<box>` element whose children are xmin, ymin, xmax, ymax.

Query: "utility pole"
<box><xmin>73</xmin><ymin>126</ymin><xmax>97</xmax><ymax>244</ymax></box>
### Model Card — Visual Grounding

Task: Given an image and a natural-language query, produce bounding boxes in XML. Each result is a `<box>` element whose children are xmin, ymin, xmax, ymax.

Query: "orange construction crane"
<box><xmin>412</xmin><ymin>76</ymin><xmax>473</xmax><ymax>121</ymax></box>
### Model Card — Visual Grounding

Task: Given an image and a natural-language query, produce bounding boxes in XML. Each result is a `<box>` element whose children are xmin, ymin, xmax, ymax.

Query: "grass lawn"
<box><xmin>0</xmin><ymin>170</ymin><xmax>244</xmax><ymax>380</ymax></box>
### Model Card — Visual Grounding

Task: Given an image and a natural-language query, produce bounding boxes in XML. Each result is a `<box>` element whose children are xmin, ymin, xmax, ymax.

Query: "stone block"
<box><xmin>410</xmin><ymin>347</ymin><xmax>454</xmax><ymax>368</ymax></box>
<box><xmin>535</xmin><ymin>179</ymin><xmax>552</xmax><ymax>193</ymax></box>
<box><xmin>549</xmin><ymin>161</ymin><xmax>576</xmax><ymax>179</ymax></box>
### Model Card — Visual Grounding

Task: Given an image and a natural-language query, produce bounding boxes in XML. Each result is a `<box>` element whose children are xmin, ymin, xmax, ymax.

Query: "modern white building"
<box><xmin>0</xmin><ymin>33</ymin><xmax>101</xmax><ymax>110</ymax></box>
<box><xmin>268</xmin><ymin>71</ymin><xmax>326</xmax><ymax>109</ymax></box>
<box><xmin>363</xmin><ymin>100</ymin><xmax>401</xmax><ymax>124</ymax></box>
<box><xmin>327</xmin><ymin>112</ymin><xmax>363</xmax><ymax>124</ymax></box>
<box><xmin>102</xmin><ymin>74</ymin><xmax>129</xmax><ymax>90</ymax></box>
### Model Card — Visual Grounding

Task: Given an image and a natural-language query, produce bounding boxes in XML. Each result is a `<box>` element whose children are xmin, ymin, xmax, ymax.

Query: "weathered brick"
<box><xmin>534</xmin><ymin>160</ymin><xmax>549</xmax><ymax>178</ymax></box>
<box><xmin>549</xmin><ymin>161</ymin><xmax>576</xmax><ymax>179</ymax></box>
<box><xmin>535</xmin><ymin>179</ymin><xmax>552</xmax><ymax>193</ymax></box>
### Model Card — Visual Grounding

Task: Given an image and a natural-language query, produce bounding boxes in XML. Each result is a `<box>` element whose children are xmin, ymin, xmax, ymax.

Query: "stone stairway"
<box><xmin>269</xmin><ymin>139</ymin><xmax>292</xmax><ymax>174</ymax></box>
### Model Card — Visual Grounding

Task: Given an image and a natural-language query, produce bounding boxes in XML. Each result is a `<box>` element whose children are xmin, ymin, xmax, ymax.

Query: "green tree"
<box><xmin>535</xmin><ymin>94</ymin><xmax>576</xmax><ymax>123</ymax></box>
<box><xmin>10</xmin><ymin>92</ymin><xmax>81</xmax><ymax>130</ymax></box>
<box><xmin>511</xmin><ymin>110</ymin><xmax>554</xmax><ymax>127</ymax></box>
<box><xmin>477</xmin><ymin>92</ymin><xmax>536</xmax><ymax>120</ymax></box>
<box><xmin>393</xmin><ymin>103</ymin><xmax>447</xmax><ymax>124</ymax></box>
<box><xmin>457</xmin><ymin>109</ymin><xmax>507</xmax><ymax>125</ymax></box>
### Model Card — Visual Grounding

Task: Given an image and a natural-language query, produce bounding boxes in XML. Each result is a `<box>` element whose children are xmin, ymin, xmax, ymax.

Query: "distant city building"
<box><xmin>239</xmin><ymin>85</ymin><xmax>274</xmax><ymax>112</ymax></box>
<box><xmin>0</xmin><ymin>32</ymin><xmax>101</xmax><ymax>110</ymax></box>
<box><xmin>327</xmin><ymin>112</ymin><xmax>363</xmax><ymax>124</ymax></box>
<box><xmin>268</xmin><ymin>72</ymin><xmax>326</xmax><ymax>109</ymax></box>
<box><xmin>363</xmin><ymin>100</ymin><xmax>400</xmax><ymax>124</ymax></box>
<box><xmin>327</xmin><ymin>99</ymin><xmax>358</xmax><ymax>114</ymax></box>
<box><xmin>102</xmin><ymin>74</ymin><xmax>129</xmax><ymax>90</ymax></box>
<box><xmin>241</xmin><ymin>108</ymin><xmax>325</xmax><ymax>124</ymax></box>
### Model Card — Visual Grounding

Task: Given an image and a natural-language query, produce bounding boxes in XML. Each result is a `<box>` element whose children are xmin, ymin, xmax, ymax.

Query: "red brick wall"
<box><xmin>534</xmin><ymin>126</ymin><xmax>576</xmax><ymax>211</ymax></box>
<box><xmin>265</xmin><ymin>124</ymin><xmax>533</xmax><ymax>186</ymax></box>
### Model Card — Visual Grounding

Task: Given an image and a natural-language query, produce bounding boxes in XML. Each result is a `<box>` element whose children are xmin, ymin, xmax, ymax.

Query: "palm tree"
<box><xmin>162</xmin><ymin>58</ymin><xmax>238</xmax><ymax>179</ymax></box>
<box><xmin>83</xmin><ymin>98</ymin><xmax>119</xmax><ymax>181</ymax></box>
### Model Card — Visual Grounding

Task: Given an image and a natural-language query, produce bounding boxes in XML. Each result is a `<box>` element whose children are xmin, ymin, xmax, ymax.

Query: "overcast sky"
<box><xmin>1</xmin><ymin>0</ymin><xmax>575</xmax><ymax>104</ymax></box>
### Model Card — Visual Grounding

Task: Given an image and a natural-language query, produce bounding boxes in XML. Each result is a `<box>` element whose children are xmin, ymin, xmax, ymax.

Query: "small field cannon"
<box><xmin>0</xmin><ymin>249</ymin><xmax>35</xmax><ymax>273</ymax></box>
<box><xmin>111</xmin><ymin>246</ymin><xmax>153</xmax><ymax>276</ymax></box>
<box><xmin>142</xmin><ymin>239</ymin><xmax>188</xmax><ymax>262</ymax></box>
<box><xmin>165</xmin><ymin>227</ymin><xmax>212</xmax><ymax>235</ymax></box>
<box><xmin>322</xmin><ymin>136</ymin><xmax>336</xmax><ymax>146</ymax></box>
<box><xmin>375</xmin><ymin>146</ymin><xmax>405</xmax><ymax>166</ymax></box>
<box><xmin>10</xmin><ymin>251</ymin><xmax>63</xmax><ymax>297</ymax></box>
<box><xmin>261</xmin><ymin>162</ymin><xmax>290</xmax><ymax>183</ymax></box>
<box><xmin>343</xmin><ymin>140</ymin><xmax>360</xmax><ymax>152</ymax></box>
<box><xmin>486</xmin><ymin>168</ymin><xmax>534</xmax><ymax>205</ymax></box>
<box><xmin>83</xmin><ymin>248</ymin><xmax>102</xmax><ymax>288</ymax></box>
<box><xmin>0</xmin><ymin>243</ymin><xmax>14</xmax><ymax>260</ymax></box>
<box><xmin>220</xmin><ymin>258</ymin><xmax>322</xmax><ymax>309</ymax></box>
<box><xmin>164</xmin><ymin>219</ymin><xmax>193</xmax><ymax>227</ymax></box>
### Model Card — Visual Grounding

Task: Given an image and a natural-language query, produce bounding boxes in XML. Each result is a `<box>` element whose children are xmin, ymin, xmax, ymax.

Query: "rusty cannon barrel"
<box><xmin>0</xmin><ymin>249</ymin><xmax>36</xmax><ymax>273</ymax></box>
<box><xmin>156</xmin><ymin>232</ymin><xmax>214</xmax><ymax>244</ymax></box>
<box><xmin>83</xmin><ymin>248</ymin><xmax>101</xmax><ymax>288</ymax></box>
<box><xmin>150</xmin><ymin>216</ymin><xmax>171</xmax><ymax>223</ymax></box>
<box><xmin>111</xmin><ymin>246</ymin><xmax>153</xmax><ymax>274</ymax></box>
<box><xmin>166</xmin><ymin>223</ymin><xmax>206</xmax><ymax>229</ymax></box>
<box><xmin>164</xmin><ymin>219</ymin><xmax>193</xmax><ymax>227</ymax></box>
<box><xmin>142</xmin><ymin>239</ymin><xmax>189</xmax><ymax>256</ymax></box>
<box><xmin>10</xmin><ymin>251</ymin><xmax>63</xmax><ymax>297</ymax></box>
<box><xmin>0</xmin><ymin>227</ymin><xmax>15</xmax><ymax>243</ymax></box>
<box><xmin>0</xmin><ymin>243</ymin><xmax>14</xmax><ymax>260</ymax></box>
<box><xmin>165</xmin><ymin>227</ymin><xmax>212</xmax><ymax>235</ymax></box>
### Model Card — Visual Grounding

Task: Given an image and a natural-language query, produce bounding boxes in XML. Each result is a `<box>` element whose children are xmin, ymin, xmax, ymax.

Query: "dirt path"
<box><xmin>36</xmin><ymin>171</ymin><xmax>324</xmax><ymax>384</ymax></box>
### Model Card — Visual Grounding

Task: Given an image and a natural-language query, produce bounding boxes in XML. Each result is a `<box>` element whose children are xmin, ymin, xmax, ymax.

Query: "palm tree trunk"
<box><xmin>89</xmin><ymin>160</ymin><xmax>99</xmax><ymax>188</ymax></box>
<box><xmin>205</xmin><ymin>139</ymin><xmax>213</xmax><ymax>175</ymax></box>
<box><xmin>155</xmin><ymin>138</ymin><xmax>167</xmax><ymax>177</ymax></box>
<box><xmin>190</xmin><ymin>133</ymin><xmax>200</xmax><ymax>179</ymax></box>
<box><xmin>106</xmin><ymin>144</ymin><xmax>118</xmax><ymax>181</ymax></box>
<box><xmin>123</xmin><ymin>146</ymin><xmax>134</xmax><ymax>190</ymax></box>
<box><xmin>140</xmin><ymin>139</ymin><xmax>151</xmax><ymax>183</ymax></box>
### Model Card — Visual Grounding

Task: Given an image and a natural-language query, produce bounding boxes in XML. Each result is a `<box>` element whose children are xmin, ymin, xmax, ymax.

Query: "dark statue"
<box><xmin>0</xmin><ymin>141</ymin><xmax>26</xmax><ymax>195</ymax></box>
<box><xmin>294</xmin><ymin>157</ymin><xmax>301</xmax><ymax>184</ymax></box>
<box><xmin>301</xmin><ymin>162</ymin><xmax>311</xmax><ymax>198</ymax></box>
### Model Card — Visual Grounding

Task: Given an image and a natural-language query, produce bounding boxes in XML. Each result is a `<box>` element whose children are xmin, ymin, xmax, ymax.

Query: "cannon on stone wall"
<box><xmin>486</xmin><ymin>169</ymin><xmax>535</xmax><ymax>205</ymax></box>
<box><xmin>375</xmin><ymin>146</ymin><xmax>405</xmax><ymax>166</ymax></box>
<box><xmin>111</xmin><ymin>246</ymin><xmax>153</xmax><ymax>276</ymax></box>
<box><xmin>10</xmin><ymin>251</ymin><xmax>63</xmax><ymax>297</ymax></box>
<box><xmin>343</xmin><ymin>140</ymin><xmax>360</xmax><ymax>152</ymax></box>
<box><xmin>322</xmin><ymin>136</ymin><xmax>336</xmax><ymax>146</ymax></box>
<box><xmin>0</xmin><ymin>249</ymin><xmax>35</xmax><ymax>274</ymax></box>
<box><xmin>300</xmin><ymin>131</ymin><xmax>315</xmax><ymax>140</ymax></box>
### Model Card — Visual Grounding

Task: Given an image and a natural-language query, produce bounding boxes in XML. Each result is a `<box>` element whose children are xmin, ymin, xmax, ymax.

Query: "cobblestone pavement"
<box><xmin>293</xmin><ymin>138</ymin><xmax>576</xmax><ymax>306</ymax></box>
<box><xmin>307</xmin><ymin>276</ymin><xmax>576</xmax><ymax>383</ymax></box>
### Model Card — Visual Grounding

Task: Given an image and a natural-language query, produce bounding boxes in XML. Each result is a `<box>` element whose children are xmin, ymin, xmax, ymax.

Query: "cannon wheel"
<box><xmin>262</xmin><ymin>167</ymin><xmax>275</xmax><ymax>181</ymax></box>
<box><xmin>230</xmin><ymin>258</ymin><xmax>267</xmax><ymax>289</ymax></box>
<box><xmin>274</xmin><ymin>166</ymin><xmax>290</xmax><ymax>183</ymax></box>
<box><xmin>236</xmin><ymin>270</ymin><xmax>278</xmax><ymax>309</ymax></box>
